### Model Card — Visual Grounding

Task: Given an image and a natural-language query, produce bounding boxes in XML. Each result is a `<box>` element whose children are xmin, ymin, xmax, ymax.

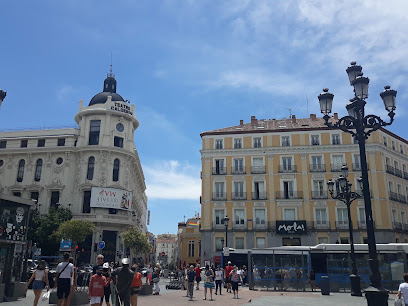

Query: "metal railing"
<box><xmin>275</xmin><ymin>191</ymin><xmax>303</xmax><ymax>199</ymax></box>
<box><xmin>212</xmin><ymin>221</ymin><xmax>225</xmax><ymax>229</ymax></box>
<box><xmin>251</xmin><ymin>166</ymin><xmax>266</xmax><ymax>174</ymax></box>
<box><xmin>393</xmin><ymin>221</ymin><xmax>403</xmax><ymax>231</ymax></box>
<box><xmin>252</xmin><ymin>192</ymin><xmax>267</xmax><ymax>200</ymax></box>
<box><xmin>278</xmin><ymin>165</ymin><xmax>297</xmax><ymax>173</ymax></box>
<box><xmin>389</xmin><ymin>192</ymin><xmax>406</xmax><ymax>204</ymax></box>
<box><xmin>212</xmin><ymin>167</ymin><xmax>227</xmax><ymax>175</ymax></box>
<box><xmin>395</xmin><ymin>169</ymin><xmax>403</xmax><ymax>178</ymax></box>
<box><xmin>313</xmin><ymin>221</ymin><xmax>330</xmax><ymax>230</ymax></box>
<box><xmin>231</xmin><ymin>167</ymin><xmax>246</xmax><ymax>174</ymax></box>
<box><xmin>311</xmin><ymin>191</ymin><xmax>328</xmax><ymax>199</ymax></box>
<box><xmin>404</xmin><ymin>172</ymin><xmax>408</xmax><ymax>180</ymax></box>
<box><xmin>310</xmin><ymin>164</ymin><xmax>326</xmax><ymax>172</ymax></box>
<box><xmin>335</xmin><ymin>221</ymin><xmax>349</xmax><ymax>229</ymax></box>
<box><xmin>352</xmin><ymin>163</ymin><xmax>361</xmax><ymax>171</ymax></box>
<box><xmin>232</xmin><ymin>222</ymin><xmax>247</xmax><ymax>230</ymax></box>
<box><xmin>253</xmin><ymin>222</ymin><xmax>268</xmax><ymax>230</ymax></box>
<box><xmin>212</xmin><ymin>192</ymin><xmax>227</xmax><ymax>201</ymax></box>
<box><xmin>331</xmin><ymin>163</ymin><xmax>345</xmax><ymax>172</ymax></box>
<box><xmin>386</xmin><ymin>165</ymin><xmax>395</xmax><ymax>175</ymax></box>
<box><xmin>358</xmin><ymin>221</ymin><xmax>367</xmax><ymax>229</ymax></box>
<box><xmin>231</xmin><ymin>192</ymin><xmax>247</xmax><ymax>200</ymax></box>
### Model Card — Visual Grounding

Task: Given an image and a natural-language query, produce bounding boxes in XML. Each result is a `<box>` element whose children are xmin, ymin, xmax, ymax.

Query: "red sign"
<box><xmin>161</xmin><ymin>252</ymin><xmax>165</xmax><ymax>257</ymax></box>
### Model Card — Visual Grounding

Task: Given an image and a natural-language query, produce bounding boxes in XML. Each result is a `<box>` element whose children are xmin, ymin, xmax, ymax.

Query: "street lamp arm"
<box><xmin>329</xmin><ymin>191</ymin><xmax>362</xmax><ymax>204</ymax></box>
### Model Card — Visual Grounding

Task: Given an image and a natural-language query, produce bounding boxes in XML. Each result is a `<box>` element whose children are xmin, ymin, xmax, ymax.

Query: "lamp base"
<box><xmin>350</xmin><ymin>274</ymin><xmax>362</xmax><ymax>296</ymax></box>
<box><xmin>365</xmin><ymin>285</ymin><xmax>389</xmax><ymax>306</ymax></box>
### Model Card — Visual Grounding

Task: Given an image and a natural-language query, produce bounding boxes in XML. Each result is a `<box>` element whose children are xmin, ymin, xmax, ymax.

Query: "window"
<box><xmin>383</xmin><ymin>136</ymin><xmax>388</xmax><ymax>146</ymax></box>
<box><xmin>16</xmin><ymin>159</ymin><xmax>25</xmax><ymax>182</ymax></box>
<box><xmin>233</xmin><ymin>182</ymin><xmax>244</xmax><ymax>198</ymax></box>
<box><xmin>0</xmin><ymin>160</ymin><xmax>3</xmax><ymax>167</ymax></box>
<box><xmin>87</xmin><ymin>157</ymin><xmax>95</xmax><ymax>180</ymax></box>
<box><xmin>282</xmin><ymin>181</ymin><xmax>294</xmax><ymax>199</ymax></box>
<box><xmin>215</xmin><ymin>238</ymin><xmax>223</xmax><ymax>251</ymax></box>
<box><xmin>37</xmin><ymin>139</ymin><xmax>45</xmax><ymax>147</ymax></box>
<box><xmin>188</xmin><ymin>241</ymin><xmax>195</xmax><ymax>257</ymax></box>
<box><xmin>281</xmin><ymin>136</ymin><xmax>290</xmax><ymax>146</ymax></box>
<box><xmin>353</xmin><ymin>154</ymin><xmax>361</xmax><ymax>170</ymax></box>
<box><xmin>252</xmin><ymin>157</ymin><xmax>264</xmax><ymax>173</ymax></box>
<box><xmin>392</xmin><ymin>141</ymin><xmax>396</xmax><ymax>150</ymax></box>
<box><xmin>318</xmin><ymin>237</ymin><xmax>329</xmax><ymax>244</ymax></box>
<box><xmin>83</xmin><ymin>191</ymin><xmax>91</xmax><ymax>213</ymax></box>
<box><xmin>340</xmin><ymin>238</ymin><xmax>349</xmax><ymax>244</ymax></box>
<box><xmin>89</xmin><ymin>120</ymin><xmax>101</xmax><ymax>145</ymax></box>
<box><xmin>57</xmin><ymin>138</ymin><xmax>65</xmax><ymax>146</ymax></box>
<box><xmin>234</xmin><ymin>209</ymin><xmax>245</xmax><ymax>225</ymax></box>
<box><xmin>332</xmin><ymin>155</ymin><xmax>344</xmax><ymax>171</ymax></box>
<box><xmin>315</xmin><ymin>208</ymin><xmax>328</xmax><ymax>225</ymax></box>
<box><xmin>113</xmin><ymin>159</ymin><xmax>120</xmax><ymax>181</ymax></box>
<box><xmin>401</xmin><ymin>211</ymin><xmax>407</xmax><ymax>226</ymax></box>
<box><xmin>253</xmin><ymin>181</ymin><xmax>266</xmax><ymax>199</ymax></box>
<box><xmin>358</xmin><ymin>207</ymin><xmax>366</xmax><ymax>226</ymax></box>
<box><xmin>50</xmin><ymin>191</ymin><xmax>60</xmax><ymax>209</ymax></box>
<box><xmin>281</xmin><ymin>157</ymin><xmax>293</xmax><ymax>172</ymax></box>
<box><xmin>215</xmin><ymin>139</ymin><xmax>223</xmax><ymax>149</ymax></box>
<box><xmin>109</xmin><ymin>208</ymin><xmax>117</xmax><ymax>214</ymax></box>
<box><xmin>353</xmin><ymin>136</ymin><xmax>359</xmax><ymax>144</ymax></box>
<box><xmin>233</xmin><ymin>158</ymin><xmax>244</xmax><ymax>174</ymax></box>
<box><xmin>214</xmin><ymin>210</ymin><xmax>225</xmax><ymax>225</ymax></box>
<box><xmin>332</xmin><ymin>134</ymin><xmax>341</xmax><ymax>145</ymax></box>
<box><xmin>114</xmin><ymin>136</ymin><xmax>124</xmax><ymax>148</ymax></box>
<box><xmin>235</xmin><ymin>237</ymin><xmax>244</xmax><ymax>249</ymax></box>
<box><xmin>392</xmin><ymin>209</ymin><xmax>398</xmax><ymax>222</ymax></box>
<box><xmin>401</xmin><ymin>145</ymin><xmax>404</xmax><ymax>154</ymax></box>
<box><xmin>214</xmin><ymin>159</ymin><xmax>225</xmax><ymax>174</ymax></box>
<box><xmin>254</xmin><ymin>209</ymin><xmax>266</xmax><ymax>225</ymax></box>
<box><xmin>234</xmin><ymin>138</ymin><xmax>242</xmax><ymax>149</ymax></box>
<box><xmin>34</xmin><ymin>159</ymin><xmax>42</xmax><ymax>181</ymax></box>
<box><xmin>311</xmin><ymin>156</ymin><xmax>324</xmax><ymax>171</ymax></box>
<box><xmin>31</xmin><ymin>192</ymin><xmax>39</xmax><ymax>202</ymax></box>
<box><xmin>337</xmin><ymin>208</ymin><xmax>348</xmax><ymax>224</ymax></box>
<box><xmin>253</xmin><ymin>137</ymin><xmax>262</xmax><ymax>148</ymax></box>
<box><xmin>13</xmin><ymin>192</ymin><xmax>21</xmax><ymax>197</ymax></box>
<box><xmin>21</xmin><ymin>140</ymin><xmax>28</xmax><ymax>147</ymax></box>
<box><xmin>284</xmin><ymin>208</ymin><xmax>296</xmax><ymax>220</ymax></box>
<box><xmin>256</xmin><ymin>237</ymin><xmax>265</xmax><ymax>248</ymax></box>
<box><xmin>389</xmin><ymin>181</ymin><xmax>394</xmax><ymax>192</ymax></box>
<box><xmin>214</xmin><ymin>182</ymin><xmax>225</xmax><ymax>198</ymax></box>
<box><xmin>56</xmin><ymin>157</ymin><xmax>63</xmax><ymax>165</ymax></box>
<box><xmin>311</xmin><ymin>135</ymin><xmax>320</xmax><ymax>145</ymax></box>
<box><xmin>312</xmin><ymin>180</ymin><xmax>325</xmax><ymax>198</ymax></box>
<box><xmin>394</xmin><ymin>160</ymin><xmax>400</xmax><ymax>171</ymax></box>
<box><xmin>198</xmin><ymin>240</ymin><xmax>201</xmax><ymax>256</ymax></box>
<box><xmin>0</xmin><ymin>141</ymin><xmax>6</xmax><ymax>148</ymax></box>
<box><xmin>385</xmin><ymin>157</ymin><xmax>391</xmax><ymax>166</ymax></box>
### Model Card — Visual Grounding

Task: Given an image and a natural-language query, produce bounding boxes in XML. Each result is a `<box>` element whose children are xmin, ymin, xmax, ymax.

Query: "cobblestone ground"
<box><xmin>12</xmin><ymin>280</ymin><xmax>398</xmax><ymax>306</ymax></box>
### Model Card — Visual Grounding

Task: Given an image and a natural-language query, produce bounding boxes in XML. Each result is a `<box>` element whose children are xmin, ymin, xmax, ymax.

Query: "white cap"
<box><xmin>103</xmin><ymin>263</ymin><xmax>109</xmax><ymax>269</ymax></box>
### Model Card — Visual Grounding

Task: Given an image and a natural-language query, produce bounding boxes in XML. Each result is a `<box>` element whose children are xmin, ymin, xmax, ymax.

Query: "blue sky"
<box><xmin>1</xmin><ymin>1</ymin><xmax>408</xmax><ymax>235</ymax></box>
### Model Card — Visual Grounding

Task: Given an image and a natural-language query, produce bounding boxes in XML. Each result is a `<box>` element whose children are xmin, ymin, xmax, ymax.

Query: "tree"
<box><xmin>122</xmin><ymin>227</ymin><xmax>151</xmax><ymax>261</ymax></box>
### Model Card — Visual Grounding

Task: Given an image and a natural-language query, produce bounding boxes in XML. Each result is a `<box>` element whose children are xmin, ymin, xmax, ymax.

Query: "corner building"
<box><xmin>0</xmin><ymin>73</ymin><xmax>147</xmax><ymax>264</ymax></box>
<box><xmin>200</xmin><ymin>114</ymin><xmax>408</xmax><ymax>264</ymax></box>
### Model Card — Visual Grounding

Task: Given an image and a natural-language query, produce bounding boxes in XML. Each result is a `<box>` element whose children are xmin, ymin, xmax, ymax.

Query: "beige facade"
<box><xmin>177</xmin><ymin>217</ymin><xmax>201</xmax><ymax>267</ymax></box>
<box><xmin>155</xmin><ymin>234</ymin><xmax>177</xmax><ymax>267</ymax></box>
<box><xmin>200</xmin><ymin>114</ymin><xmax>408</xmax><ymax>264</ymax></box>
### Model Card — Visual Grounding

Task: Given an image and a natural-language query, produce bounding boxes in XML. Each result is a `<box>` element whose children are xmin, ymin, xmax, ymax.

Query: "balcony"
<box><xmin>275</xmin><ymin>191</ymin><xmax>303</xmax><ymax>200</ymax></box>
<box><xmin>389</xmin><ymin>192</ymin><xmax>406</xmax><ymax>204</ymax></box>
<box><xmin>404</xmin><ymin>172</ymin><xmax>408</xmax><ymax>180</ymax></box>
<box><xmin>251</xmin><ymin>166</ymin><xmax>266</xmax><ymax>174</ymax></box>
<box><xmin>231</xmin><ymin>167</ymin><xmax>246</xmax><ymax>174</ymax></box>
<box><xmin>253</xmin><ymin>222</ymin><xmax>268</xmax><ymax>230</ymax></box>
<box><xmin>212</xmin><ymin>221</ymin><xmax>225</xmax><ymax>230</ymax></box>
<box><xmin>358</xmin><ymin>221</ymin><xmax>366</xmax><ymax>229</ymax></box>
<box><xmin>252</xmin><ymin>192</ymin><xmax>267</xmax><ymax>200</ymax></box>
<box><xmin>393</xmin><ymin>221</ymin><xmax>403</xmax><ymax>231</ymax></box>
<box><xmin>313</xmin><ymin>221</ymin><xmax>330</xmax><ymax>230</ymax></box>
<box><xmin>311</xmin><ymin>191</ymin><xmax>328</xmax><ymax>199</ymax></box>
<box><xmin>335</xmin><ymin>221</ymin><xmax>349</xmax><ymax>230</ymax></box>
<box><xmin>331</xmin><ymin>163</ymin><xmax>345</xmax><ymax>172</ymax></box>
<box><xmin>231</xmin><ymin>192</ymin><xmax>247</xmax><ymax>200</ymax></box>
<box><xmin>212</xmin><ymin>192</ymin><xmax>227</xmax><ymax>201</ymax></box>
<box><xmin>352</xmin><ymin>163</ymin><xmax>361</xmax><ymax>171</ymax></box>
<box><xmin>310</xmin><ymin>164</ymin><xmax>326</xmax><ymax>172</ymax></box>
<box><xmin>395</xmin><ymin>169</ymin><xmax>403</xmax><ymax>178</ymax></box>
<box><xmin>386</xmin><ymin>165</ymin><xmax>395</xmax><ymax>175</ymax></box>
<box><xmin>279</xmin><ymin>165</ymin><xmax>297</xmax><ymax>173</ymax></box>
<box><xmin>232</xmin><ymin>222</ymin><xmax>247</xmax><ymax>230</ymax></box>
<box><xmin>212</xmin><ymin>167</ymin><xmax>227</xmax><ymax>175</ymax></box>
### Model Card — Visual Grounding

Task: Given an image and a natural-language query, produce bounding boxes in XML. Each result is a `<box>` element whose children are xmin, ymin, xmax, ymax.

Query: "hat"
<box><xmin>121</xmin><ymin>258</ymin><xmax>130</xmax><ymax>265</ymax></box>
<box><xmin>103</xmin><ymin>263</ymin><xmax>109</xmax><ymax>269</ymax></box>
<box><xmin>228</xmin><ymin>261</ymin><xmax>231</xmax><ymax>264</ymax></box>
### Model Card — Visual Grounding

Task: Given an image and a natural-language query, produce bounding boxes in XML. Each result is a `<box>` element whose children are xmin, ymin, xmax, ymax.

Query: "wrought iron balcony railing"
<box><xmin>310</xmin><ymin>164</ymin><xmax>326</xmax><ymax>172</ymax></box>
<box><xmin>212</xmin><ymin>167</ymin><xmax>227</xmax><ymax>175</ymax></box>
<box><xmin>231</xmin><ymin>167</ymin><xmax>246</xmax><ymax>174</ymax></box>
<box><xmin>251</xmin><ymin>166</ymin><xmax>266</xmax><ymax>174</ymax></box>
<box><xmin>231</xmin><ymin>192</ymin><xmax>247</xmax><ymax>200</ymax></box>
<box><xmin>252</xmin><ymin>192</ymin><xmax>267</xmax><ymax>200</ymax></box>
<box><xmin>212</xmin><ymin>192</ymin><xmax>227</xmax><ymax>201</ymax></box>
<box><xmin>279</xmin><ymin>165</ymin><xmax>297</xmax><ymax>173</ymax></box>
<box><xmin>275</xmin><ymin>191</ymin><xmax>303</xmax><ymax>199</ymax></box>
<box><xmin>311</xmin><ymin>191</ymin><xmax>328</xmax><ymax>199</ymax></box>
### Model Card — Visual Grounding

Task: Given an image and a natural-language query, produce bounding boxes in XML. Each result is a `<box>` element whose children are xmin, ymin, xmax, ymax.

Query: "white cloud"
<box><xmin>56</xmin><ymin>85</ymin><xmax>74</xmax><ymax>103</ymax></box>
<box><xmin>143</xmin><ymin>160</ymin><xmax>201</xmax><ymax>200</ymax></box>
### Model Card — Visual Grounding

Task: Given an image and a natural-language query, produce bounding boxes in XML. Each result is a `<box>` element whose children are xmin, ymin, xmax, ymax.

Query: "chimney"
<box><xmin>239</xmin><ymin>119</ymin><xmax>244</xmax><ymax>126</ymax></box>
<box><xmin>333</xmin><ymin>113</ymin><xmax>338</xmax><ymax>120</ymax></box>
<box><xmin>291</xmin><ymin>115</ymin><xmax>296</xmax><ymax>124</ymax></box>
<box><xmin>310</xmin><ymin>114</ymin><xmax>317</xmax><ymax>121</ymax></box>
<box><xmin>251</xmin><ymin>116</ymin><xmax>258</xmax><ymax>125</ymax></box>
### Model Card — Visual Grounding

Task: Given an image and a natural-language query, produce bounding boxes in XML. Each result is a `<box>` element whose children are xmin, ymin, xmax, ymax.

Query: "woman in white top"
<box><xmin>26</xmin><ymin>260</ymin><xmax>49</xmax><ymax>306</ymax></box>
<box><xmin>398</xmin><ymin>273</ymin><xmax>408</xmax><ymax>305</ymax></box>
<box><xmin>214</xmin><ymin>265</ymin><xmax>224</xmax><ymax>295</ymax></box>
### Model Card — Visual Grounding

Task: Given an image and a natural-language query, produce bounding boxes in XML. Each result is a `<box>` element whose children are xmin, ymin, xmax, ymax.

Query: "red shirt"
<box><xmin>194</xmin><ymin>267</ymin><xmax>201</xmax><ymax>277</ymax></box>
<box><xmin>89</xmin><ymin>274</ymin><xmax>107</xmax><ymax>297</ymax></box>
<box><xmin>131</xmin><ymin>273</ymin><xmax>143</xmax><ymax>288</ymax></box>
<box><xmin>225</xmin><ymin>266</ymin><xmax>233</xmax><ymax>277</ymax></box>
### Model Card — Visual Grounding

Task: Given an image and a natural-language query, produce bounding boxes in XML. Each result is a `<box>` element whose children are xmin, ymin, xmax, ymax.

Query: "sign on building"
<box><xmin>90</xmin><ymin>187</ymin><xmax>132</xmax><ymax>210</ymax></box>
<box><xmin>276</xmin><ymin>220</ymin><xmax>307</xmax><ymax>235</ymax></box>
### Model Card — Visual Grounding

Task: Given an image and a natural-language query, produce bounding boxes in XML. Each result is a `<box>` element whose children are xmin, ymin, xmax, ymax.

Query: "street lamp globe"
<box><xmin>341</xmin><ymin>165</ymin><xmax>349</xmax><ymax>178</ymax></box>
<box><xmin>327</xmin><ymin>180</ymin><xmax>335</xmax><ymax>193</ymax></box>
<box><xmin>318</xmin><ymin>88</ymin><xmax>334</xmax><ymax>115</ymax></box>
<box><xmin>224</xmin><ymin>216</ymin><xmax>229</xmax><ymax>227</ymax></box>
<box><xmin>346</xmin><ymin>61</ymin><xmax>363</xmax><ymax>85</ymax></box>
<box><xmin>338</xmin><ymin>176</ymin><xmax>347</xmax><ymax>189</ymax></box>
<box><xmin>351</xmin><ymin>73</ymin><xmax>370</xmax><ymax>99</ymax></box>
<box><xmin>357</xmin><ymin>177</ymin><xmax>363</xmax><ymax>191</ymax></box>
<box><xmin>380</xmin><ymin>85</ymin><xmax>397</xmax><ymax>112</ymax></box>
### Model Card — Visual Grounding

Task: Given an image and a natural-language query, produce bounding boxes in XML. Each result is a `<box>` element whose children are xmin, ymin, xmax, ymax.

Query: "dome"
<box><xmin>88</xmin><ymin>74</ymin><xmax>125</xmax><ymax>106</ymax></box>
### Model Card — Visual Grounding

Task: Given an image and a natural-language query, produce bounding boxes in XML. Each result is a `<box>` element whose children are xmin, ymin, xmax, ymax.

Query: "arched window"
<box><xmin>113</xmin><ymin>159</ymin><xmax>120</xmax><ymax>182</ymax></box>
<box><xmin>34</xmin><ymin>159</ymin><xmax>42</xmax><ymax>181</ymax></box>
<box><xmin>17</xmin><ymin>159</ymin><xmax>25</xmax><ymax>182</ymax></box>
<box><xmin>87</xmin><ymin>156</ymin><xmax>95</xmax><ymax>180</ymax></box>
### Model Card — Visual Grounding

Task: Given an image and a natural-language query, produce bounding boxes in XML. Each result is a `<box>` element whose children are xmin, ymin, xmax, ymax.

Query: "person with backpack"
<box><xmin>25</xmin><ymin>260</ymin><xmax>49</xmax><ymax>306</ymax></box>
<box><xmin>55</xmin><ymin>253</ymin><xmax>75</xmax><ymax>306</ymax></box>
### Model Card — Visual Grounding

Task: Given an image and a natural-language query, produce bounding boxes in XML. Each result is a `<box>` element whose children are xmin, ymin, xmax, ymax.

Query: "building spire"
<box><xmin>108</xmin><ymin>52</ymin><xmax>115</xmax><ymax>78</ymax></box>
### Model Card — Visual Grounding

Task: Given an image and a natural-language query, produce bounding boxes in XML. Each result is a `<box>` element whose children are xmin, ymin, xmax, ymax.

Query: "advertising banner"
<box><xmin>90</xmin><ymin>187</ymin><xmax>132</xmax><ymax>210</ymax></box>
<box><xmin>276</xmin><ymin>220</ymin><xmax>307</xmax><ymax>235</ymax></box>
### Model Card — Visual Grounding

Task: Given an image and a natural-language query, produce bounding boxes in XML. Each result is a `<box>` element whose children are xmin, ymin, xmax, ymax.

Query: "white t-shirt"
<box><xmin>399</xmin><ymin>283</ymin><xmax>408</xmax><ymax>301</ymax></box>
<box><xmin>215</xmin><ymin>270</ymin><xmax>223</xmax><ymax>281</ymax></box>
<box><xmin>56</xmin><ymin>262</ymin><xmax>74</xmax><ymax>279</ymax></box>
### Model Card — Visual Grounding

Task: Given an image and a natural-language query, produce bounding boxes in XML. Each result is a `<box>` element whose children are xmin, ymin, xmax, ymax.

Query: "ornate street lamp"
<box><xmin>0</xmin><ymin>89</ymin><xmax>6</xmax><ymax>109</ymax></box>
<box><xmin>318</xmin><ymin>61</ymin><xmax>397</xmax><ymax>306</ymax></box>
<box><xmin>327</xmin><ymin>166</ymin><xmax>362</xmax><ymax>296</ymax></box>
<box><xmin>224</xmin><ymin>216</ymin><xmax>230</xmax><ymax>267</ymax></box>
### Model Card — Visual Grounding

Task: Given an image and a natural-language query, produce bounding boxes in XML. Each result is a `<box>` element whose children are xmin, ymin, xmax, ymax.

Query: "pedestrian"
<box><xmin>184</xmin><ymin>266</ymin><xmax>189</xmax><ymax>297</ymax></box>
<box><xmin>101</xmin><ymin>262</ymin><xmax>112</xmax><ymax>306</ymax></box>
<box><xmin>54</xmin><ymin>252</ymin><xmax>75</xmax><ymax>306</ymax></box>
<box><xmin>187</xmin><ymin>265</ymin><xmax>196</xmax><ymax>301</ymax></box>
<box><xmin>397</xmin><ymin>273</ymin><xmax>408</xmax><ymax>305</ymax></box>
<box><xmin>194</xmin><ymin>264</ymin><xmax>201</xmax><ymax>290</ymax></box>
<box><xmin>203</xmin><ymin>265</ymin><xmax>215</xmax><ymax>301</ymax></box>
<box><xmin>242</xmin><ymin>265</ymin><xmax>248</xmax><ymax>286</ymax></box>
<box><xmin>65</xmin><ymin>257</ymin><xmax>77</xmax><ymax>306</ymax></box>
<box><xmin>93</xmin><ymin>254</ymin><xmax>105</xmax><ymax>274</ymax></box>
<box><xmin>112</xmin><ymin>258</ymin><xmax>134</xmax><ymax>306</ymax></box>
<box><xmin>308</xmin><ymin>269</ymin><xmax>316</xmax><ymax>292</ymax></box>
<box><xmin>25</xmin><ymin>260</ymin><xmax>49</xmax><ymax>306</ymax></box>
<box><xmin>230</xmin><ymin>266</ymin><xmax>242</xmax><ymax>299</ymax></box>
<box><xmin>130</xmin><ymin>264</ymin><xmax>143</xmax><ymax>306</ymax></box>
<box><xmin>89</xmin><ymin>266</ymin><xmax>107</xmax><ymax>306</ymax></box>
<box><xmin>224</xmin><ymin>261</ymin><xmax>233</xmax><ymax>293</ymax></box>
<box><xmin>214</xmin><ymin>265</ymin><xmax>223</xmax><ymax>295</ymax></box>
<box><xmin>152</xmin><ymin>263</ymin><xmax>161</xmax><ymax>295</ymax></box>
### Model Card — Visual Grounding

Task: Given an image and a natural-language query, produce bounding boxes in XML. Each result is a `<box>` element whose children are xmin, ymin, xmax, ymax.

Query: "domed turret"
<box><xmin>89</xmin><ymin>73</ymin><xmax>125</xmax><ymax>106</ymax></box>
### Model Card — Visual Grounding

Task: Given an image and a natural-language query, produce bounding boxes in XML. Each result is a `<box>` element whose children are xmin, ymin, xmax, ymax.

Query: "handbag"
<box><xmin>395</xmin><ymin>296</ymin><xmax>404</xmax><ymax>306</ymax></box>
<box><xmin>41</xmin><ymin>291</ymin><xmax>50</xmax><ymax>302</ymax></box>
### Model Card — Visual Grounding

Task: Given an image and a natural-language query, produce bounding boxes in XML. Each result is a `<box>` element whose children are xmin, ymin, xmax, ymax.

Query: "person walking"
<box><xmin>54</xmin><ymin>252</ymin><xmax>75</xmax><ymax>306</ymax></box>
<box><xmin>230</xmin><ymin>266</ymin><xmax>242</xmax><ymax>299</ymax></box>
<box><xmin>152</xmin><ymin>263</ymin><xmax>161</xmax><ymax>295</ymax></box>
<box><xmin>308</xmin><ymin>269</ymin><xmax>316</xmax><ymax>292</ymax></box>
<box><xmin>25</xmin><ymin>260</ymin><xmax>49</xmax><ymax>306</ymax></box>
<box><xmin>203</xmin><ymin>265</ymin><xmax>215</xmax><ymax>301</ymax></box>
<box><xmin>224</xmin><ymin>261</ymin><xmax>233</xmax><ymax>293</ymax></box>
<box><xmin>187</xmin><ymin>265</ymin><xmax>196</xmax><ymax>301</ymax></box>
<box><xmin>93</xmin><ymin>254</ymin><xmax>105</xmax><ymax>274</ymax></box>
<box><xmin>65</xmin><ymin>257</ymin><xmax>77</xmax><ymax>306</ymax></box>
<box><xmin>130</xmin><ymin>264</ymin><xmax>143</xmax><ymax>306</ymax></box>
<box><xmin>214</xmin><ymin>265</ymin><xmax>223</xmax><ymax>295</ymax></box>
<box><xmin>101</xmin><ymin>262</ymin><xmax>112</xmax><ymax>306</ymax></box>
<box><xmin>194</xmin><ymin>264</ymin><xmax>201</xmax><ymax>290</ymax></box>
<box><xmin>397</xmin><ymin>273</ymin><xmax>408</xmax><ymax>305</ymax></box>
<box><xmin>112</xmin><ymin>258</ymin><xmax>134</xmax><ymax>306</ymax></box>
<box><xmin>89</xmin><ymin>266</ymin><xmax>107</xmax><ymax>306</ymax></box>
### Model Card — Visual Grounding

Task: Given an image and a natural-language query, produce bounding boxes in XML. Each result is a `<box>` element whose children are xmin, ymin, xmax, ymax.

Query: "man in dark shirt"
<box><xmin>112</xmin><ymin>258</ymin><xmax>133</xmax><ymax>306</ymax></box>
<box><xmin>187</xmin><ymin>265</ymin><xmax>196</xmax><ymax>301</ymax></box>
<box><xmin>92</xmin><ymin>254</ymin><xmax>104</xmax><ymax>274</ymax></box>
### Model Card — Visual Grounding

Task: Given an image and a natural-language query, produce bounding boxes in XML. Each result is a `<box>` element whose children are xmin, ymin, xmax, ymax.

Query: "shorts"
<box><xmin>101</xmin><ymin>287</ymin><xmax>111</xmax><ymax>303</ymax></box>
<box><xmin>32</xmin><ymin>280</ymin><xmax>45</xmax><ymax>290</ymax></box>
<box><xmin>57</xmin><ymin>278</ymin><xmax>71</xmax><ymax>299</ymax></box>
<box><xmin>231</xmin><ymin>281</ymin><xmax>239</xmax><ymax>291</ymax></box>
<box><xmin>196</xmin><ymin>277</ymin><xmax>201</xmax><ymax>283</ymax></box>
<box><xmin>90</xmin><ymin>296</ymin><xmax>102</xmax><ymax>304</ymax></box>
<box><xmin>225</xmin><ymin>276</ymin><xmax>231</xmax><ymax>283</ymax></box>
<box><xmin>131</xmin><ymin>287</ymin><xmax>141</xmax><ymax>295</ymax></box>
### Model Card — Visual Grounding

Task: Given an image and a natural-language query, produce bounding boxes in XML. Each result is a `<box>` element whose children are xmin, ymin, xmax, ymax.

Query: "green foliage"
<box><xmin>55</xmin><ymin>219</ymin><xmax>95</xmax><ymax>245</ymax></box>
<box><xmin>122</xmin><ymin>227</ymin><xmax>151</xmax><ymax>255</ymax></box>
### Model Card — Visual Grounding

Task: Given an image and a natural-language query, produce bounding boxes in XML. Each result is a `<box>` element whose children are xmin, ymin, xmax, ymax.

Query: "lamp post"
<box><xmin>318</xmin><ymin>61</ymin><xmax>397</xmax><ymax>306</ymax></box>
<box><xmin>224</xmin><ymin>216</ymin><xmax>230</xmax><ymax>267</ymax></box>
<box><xmin>327</xmin><ymin>166</ymin><xmax>363</xmax><ymax>296</ymax></box>
<box><xmin>0</xmin><ymin>89</ymin><xmax>6</xmax><ymax>109</ymax></box>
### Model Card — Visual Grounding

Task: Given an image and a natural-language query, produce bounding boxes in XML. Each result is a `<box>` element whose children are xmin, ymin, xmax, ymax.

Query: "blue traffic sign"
<box><xmin>98</xmin><ymin>241</ymin><xmax>105</xmax><ymax>249</ymax></box>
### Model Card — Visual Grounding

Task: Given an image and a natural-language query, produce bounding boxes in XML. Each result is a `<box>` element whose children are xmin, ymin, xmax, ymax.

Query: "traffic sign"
<box><xmin>98</xmin><ymin>241</ymin><xmax>105</xmax><ymax>249</ymax></box>
<box><xmin>161</xmin><ymin>252</ymin><xmax>165</xmax><ymax>257</ymax></box>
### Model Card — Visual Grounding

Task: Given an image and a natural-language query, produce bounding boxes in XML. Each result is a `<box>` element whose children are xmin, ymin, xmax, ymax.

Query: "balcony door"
<box><xmin>283</xmin><ymin>181</ymin><xmax>294</xmax><ymax>199</ymax></box>
<box><xmin>215</xmin><ymin>159</ymin><xmax>224</xmax><ymax>174</ymax></box>
<box><xmin>313</xmin><ymin>180</ymin><xmax>325</xmax><ymax>198</ymax></box>
<box><xmin>311</xmin><ymin>156</ymin><xmax>323</xmax><ymax>170</ymax></box>
<box><xmin>234</xmin><ymin>159</ymin><xmax>244</xmax><ymax>173</ymax></box>
<box><xmin>215</xmin><ymin>182</ymin><xmax>224</xmax><ymax>198</ymax></box>
<box><xmin>315</xmin><ymin>208</ymin><xmax>327</xmax><ymax>225</ymax></box>
<box><xmin>254</xmin><ymin>181</ymin><xmax>265</xmax><ymax>199</ymax></box>
<box><xmin>255</xmin><ymin>209</ymin><xmax>266</xmax><ymax>225</ymax></box>
<box><xmin>214</xmin><ymin>209</ymin><xmax>225</xmax><ymax>225</ymax></box>
<box><xmin>337</xmin><ymin>208</ymin><xmax>348</xmax><ymax>225</ymax></box>
<box><xmin>282</xmin><ymin>157</ymin><xmax>292</xmax><ymax>171</ymax></box>
<box><xmin>234</xmin><ymin>182</ymin><xmax>244</xmax><ymax>198</ymax></box>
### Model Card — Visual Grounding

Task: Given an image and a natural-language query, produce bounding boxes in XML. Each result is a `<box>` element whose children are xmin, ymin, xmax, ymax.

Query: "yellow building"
<box><xmin>177</xmin><ymin>217</ymin><xmax>201</xmax><ymax>267</ymax></box>
<box><xmin>200</xmin><ymin>114</ymin><xmax>408</xmax><ymax>264</ymax></box>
